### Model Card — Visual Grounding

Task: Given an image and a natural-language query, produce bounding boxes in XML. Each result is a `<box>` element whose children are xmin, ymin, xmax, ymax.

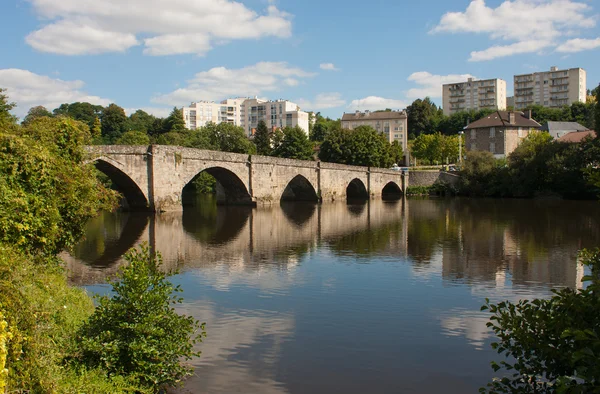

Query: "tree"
<box><xmin>390</xmin><ymin>140</ymin><xmax>405</xmax><ymax>165</ymax></box>
<box><xmin>53</xmin><ymin>102</ymin><xmax>104</xmax><ymax>129</ymax></box>
<box><xmin>595</xmin><ymin>84</ymin><xmax>600</xmax><ymax>134</ymax></box>
<box><xmin>91</xmin><ymin>117</ymin><xmax>102</xmax><ymax>144</ymax></box>
<box><xmin>115</xmin><ymin>130</ymin><xmax>150</xmax><ymax>145</ymax></box>
<box><xmin>128</xmin><ymin>109</ymin><xmax>156</xmax><ymax>134</ymax></box>
<box><xmin>406</xmin><ymin>97</ymin><xmax>443</xmax><ymax>137</ymax></box>
<box><xmin>21</xmin><ymin>105</ymin><xmax>52</xmax><ymax>126</ymax></box>
<box><xmin>272</xmin><ymin>126</ymin><xmax>314</xmax><ymax>160</ymax></box>
<box><xmin>100</xmin><ymin>103</ymin><xmax>129</xmax><ymax>143</ymax></box>
<box><xmin>481</xmin><ymin>248</ymin><xmax>600</xmax><ymax>393</ymax></box>
<box><xmin>319</xmin><ymin>125</ymin><xmax>392</xmax><ymax>167</ymax></box>
<box><xmin>164</xmin><ymin>107</ymin><xmax>186</xmax><ymax>133</ymax></box>
<box><xmin>410</xmin><ymin>133</ymin><xmax>459</xmax><ymax>164</ymax></box>
<box><xmin>0</xmin><ymin>88</ymin><xmax>17</xmax><ymax>126</ymax></box>
<box><xmin>253</xmin><ymin>120</ymin><xmax>271</xmax><ymax>155</ymax></box>
<box><xmin>148</xmin><ymin>118</ymin><xmax>166</xmax><ymax>136</ymax></box>
<box><xmin>78</xmin><ymin>244</ymin><xmax>205</xmax><ymax>391</ymax></box>
<box><xmin>204</xmin><ymin>122</ymin><xmax>255</xmax><ymax>154</ymax></box>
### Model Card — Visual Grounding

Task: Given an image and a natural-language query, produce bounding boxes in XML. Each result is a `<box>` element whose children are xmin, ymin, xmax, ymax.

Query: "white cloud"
<box><xmin>25</xmin><ymin>0</ymin><xmax>293</xmax><ymax>56</ymax></box>
<box><xmin>0</xmin><ymin>68</ymin><xmax>111</xmax><ymax>117</ymax></box>
<box><xmin>347</xmin><ymin>96</ymin><xmax>408</xmax><ymax>111</ymax></box>
<box><xmin>152</xmin><ymin>61</ymin><xmax>316</xmax><ymax>106</ymax></box>
<box><xmin>406</xmin><ymin>71</ymin><xmax>476</xmax><ymax>98</ymax></box>
<box><xmin>432</xmin><ymin>0</ymin><xmax>596</xmax><ymax>60</ymax></box>
<box><xmin>319</xmin><ymin>63</ymin><xmax>339</xmax><ymax>71</ymax></box>
<box><xmin>295</xmin><ymin>93</ymin><xmax>346</xmax><ymax>111</ymax></box>
<box><xmin>469</xmin><ymin>39</ymin><xmax>554</xmax><ymax>61</ymax></box>
<box><xmin>556</xmin><ymin>37</ymin><xmax>600</xmax><ymax>53</ymax></box>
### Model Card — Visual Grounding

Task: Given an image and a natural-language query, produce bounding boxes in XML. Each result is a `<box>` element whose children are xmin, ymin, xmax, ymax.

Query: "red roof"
<box><xmin>465</xmin><ymin>111</ymin><xmax>541</xmax><ymax>129</ymax></box>
<box><xmin>557</xmin><ymin>130</ymin><xmax>596</xmax><ymax>143</ymax></box>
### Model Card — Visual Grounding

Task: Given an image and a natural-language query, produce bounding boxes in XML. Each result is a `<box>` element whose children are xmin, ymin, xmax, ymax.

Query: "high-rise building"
<box><xmin>182</xmin><ymin>98</ymin><xmax>245</xmax><ymax>130</ymax></box>
<box><xmin>442</xmin><ymin>78</ymin><xmax>507</xmax><ymax>116</ymax></box>
<box><xmin>513</xmin><ymin>67</ymin><xmax>586</xmax><ymax>110</ymax></box>
<box><xmin>240</xmin><ymin>98</ymin><xmax>309</xmax><ymax>136</ymax></box>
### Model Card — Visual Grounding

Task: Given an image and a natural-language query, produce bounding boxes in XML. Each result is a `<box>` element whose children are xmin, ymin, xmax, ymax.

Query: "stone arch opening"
<box><xmin>183</xmin><ymin>167</ymin><xmax>252</xmax><ymax>206</ymax></box>
<box><xmin>382</xmin><ymin>182</ymin><xmax>403</xmax><ymax>201</ymax></box>
<box><xmin>281</xmin><ymin>175</ymin><xmax>319</xmax><ymax>202</ymax></box>
<box><xmin>346</xmin><ymin>178</ymin><xmax>369</xmax><ymax>202</ymax></box>
<box><xmin>93</xmin><ymin>159</ymin><xmax>149</xmax><ymax>211</ymax></box>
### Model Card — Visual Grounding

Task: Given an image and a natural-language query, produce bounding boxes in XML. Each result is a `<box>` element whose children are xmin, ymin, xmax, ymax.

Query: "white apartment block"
<box><xmin>341</xmin><ymin>110</ymin><xmax>408</xmax><ymax>149</ymax></box>
<box><xmin>240</xmin><ymin>98</ymin><xmax>309</xmax><ymax>136</ymax></box>
<box><xmin>182</xmin><ymin>98</ymin><xmax>245</xmax><ymax>130</ymax></box>
<box><xmin>514</xmin><ymin>67</ymin><xmax>586</xmax><ymax>110</ymax></box>
<box><xmin>442</xmin><ymin>78</ymin><xmax>507</xmax><ymax>116</ymax></box>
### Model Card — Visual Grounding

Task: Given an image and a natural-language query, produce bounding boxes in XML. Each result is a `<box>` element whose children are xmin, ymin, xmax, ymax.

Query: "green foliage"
<box><xmin>0</xmin><ymin>117</ymin><xmax>118</xmax><ymax>256</ymax></box>
<box><xmin>253</xmin><ymin>120</ymin><xmax>271</xmax><ymax>155</ymax></box>
<box><xmin>164</xmin><ymin>107</ymin><xmax>186</xmax><ymax>133</ymax></box>
<box><xmin>204</xmin><ymin>122</ymin><xmax>255</xmax><ymax>154</ymax></box>
<box><xmin>390</xmin><ymin>140</ymin><xmax>405</xmax><ymax>165</ymax></box>
<box><xmin>101</xmin><ymin>103</ymin><xmax>130</xmax><ymax>143</ymax></box>
<box><xmin>78</xmin><ymin>244</ymin><xmax>205</xmax><ymax>391</ymax></box>
<box><xmin>272</xmin><ymin>125</ymin><xmax>314</xmax><ymax>160</ymax></box>
<box><xmin>22</xmin><ymin>105</ymin><xmax>53</xmax><ymax>126</ymax></box>
<box><xmin>310</xmin><ymin>113</ymin><xmax>340</xmax><ymax>142</ymax></box>
<box><xmin>53</xmin><ymin>102</ymin><xmax>104</xmax><ymax>130</ymax></box>
<box><xmin>319</xmin><ymin>125</ymin><xmax>392</xmax><ymax>167</ymax></box>
<box><xmin>192</xmin><ymin>172</ymin><xmax>217</xmax><ymax>194</ymax></box>
<box><xmin>481</xmin><ymin>248</ymin><xmax>600</xmax><ymax>393</ymax></box>
<box><xmin>595</xmin><ymin>84</ymin><xmax>600</xmax><ymax>132</ymax></box>
<box><xmin>406</xmin><ymin>97</ymin><xmax>443</xmax><ymax>137</ymax></box>
<box><xmin>410</xmin><ymin>132</ymin><xmax>460</xmax><ymax>164</ymax></box>
<box><xmin>116</xmin><ymin>130</ymin><xmax>151</xmax><ymax>145</ymax></box>
<box><xmin>0</xmin><ymin>88</ymin><xmax>17</xmax><ymax>126</ymax></box>
<box><xmin>129</xmin><ymin>110</ymin><xmax>156</xmax><ymax>135</ymax></box>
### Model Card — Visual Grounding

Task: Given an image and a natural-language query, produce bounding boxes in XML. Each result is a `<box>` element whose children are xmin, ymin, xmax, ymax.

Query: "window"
<box><xmin>394</xmin><ymin>127</ymin><xmax>400</xmax><ymax>131</ymax></box>
<box><xmin>394</xmin><ymin>134</ymin><xmax>399</xmax><ymax>138</ymax></box>
<box><xmin>490</xmin><ymin>127</ymin><xmax>495</xmax><ymax>138</ymax></box>
<box><xmin>489</xmin><ymin>142</ymin><xmax>495</xmax><ymax>153</ymax></box>
<box><xmin>471</xmin><ymin>129</ymin><xmax>476</xmax><ymax>139</ymax></box>
<box><xmin>518</xmin><ymin>127</ymin><xmax>524</xmax><ymax>137</ymax></box>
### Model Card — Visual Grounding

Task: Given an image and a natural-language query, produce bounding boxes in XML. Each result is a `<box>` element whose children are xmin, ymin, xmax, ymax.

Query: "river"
<box><xmin>64</xmin><ymin>197</ymin><xmax>600</xmax><ymax>393</ymax></box>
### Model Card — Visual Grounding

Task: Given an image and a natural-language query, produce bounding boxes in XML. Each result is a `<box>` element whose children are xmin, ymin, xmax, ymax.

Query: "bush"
<box><xmin>481</xmin><ymin>248</ymin><xmax>600</xmax><ymax>393</ymax></box>
<box><xmin>77</xmin><ymin>244</ymin><xmax>205</xmax><ymax>391</ymax></box>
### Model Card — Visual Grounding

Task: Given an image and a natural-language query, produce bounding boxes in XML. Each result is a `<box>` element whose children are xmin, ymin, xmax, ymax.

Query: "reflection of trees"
<box><xmin>326</xmin><ymin>221</ymin><xmax>405</xmax><ymax>258</ymax></box>
<box><xmin>71</xmin><ymin>211</ymin><xmax>148</xmax><ymax>267</ymax></box>
<box><xmin>182</xmin><ymin>201</ymin><xmax>251</xmax><ymax>246</ymax></box>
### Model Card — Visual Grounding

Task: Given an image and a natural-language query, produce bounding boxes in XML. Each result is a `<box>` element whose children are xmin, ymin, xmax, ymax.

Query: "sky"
<box><xmin>1</xmin><ymin>0</ymin><xmax>599</xmax><ymax>119</ymax></box>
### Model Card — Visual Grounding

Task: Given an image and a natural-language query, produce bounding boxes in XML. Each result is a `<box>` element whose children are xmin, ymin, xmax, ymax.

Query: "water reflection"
<box><xmin>66</xmin><ymin>198</ymin><xmax>600</xmax><ymax>393</ymax></box>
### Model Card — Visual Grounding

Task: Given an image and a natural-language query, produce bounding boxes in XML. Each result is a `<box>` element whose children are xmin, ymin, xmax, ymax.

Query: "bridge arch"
<box><xmin>281</xmin><ymin>175</ymin><xmax>319</xmax><ymax>202</ymax></box>
<box><xmin>346</xmin><ymin>178</ymin><xmax>369</xmax><ymax>201</ymax></box>
<box><xmin>184</xmin><ymin>167</ymin><xmax>252</xmax><ymax>205</ymax></box>
<box><xmin>92</xmin><ymin>158</ymin><xmax>149</xmax><ymax>210</ymax></box>
<box><xmin>382</xmin><ymin>181</ymin><xmax>403</xmax><ymax>201</ymax></box>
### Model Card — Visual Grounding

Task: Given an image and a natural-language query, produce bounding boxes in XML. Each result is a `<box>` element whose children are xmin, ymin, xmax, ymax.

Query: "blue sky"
<box><xmin>1</xmin><ymin>0</ymin><xmax>599</xmax><ymax>119</ymax></box>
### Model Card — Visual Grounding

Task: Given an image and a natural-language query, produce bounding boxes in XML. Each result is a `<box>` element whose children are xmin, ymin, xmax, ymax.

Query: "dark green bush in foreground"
<box><xmin>78</xmin><ymin>244</ymin><xmax>206</xmax><ymax>392</ymax></box>
<box><xmin>481</xmin><ymin>249</ymin><xmax>600</xmax><ymax>393</ymax></box>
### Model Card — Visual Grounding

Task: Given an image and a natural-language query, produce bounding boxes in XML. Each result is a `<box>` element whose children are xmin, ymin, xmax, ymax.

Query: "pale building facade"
<box><xmin>240</xmin><ymin>98</ymin><xmax>309</xmax><ymax>136</ymax></box>
<box><xmin>442</xmin><ymin>78</ymin><xmax>507</xmax><ymax>116</ymax></box>
<box><xmin>514</xmin><ymin>67</ymin><xmax>586</xmax><ymax>110</ymax></box>
<box><xmin>182</xmin><ymin>98</ymin><xmax>245</xmax><ymax>130</ymax></box>
<box><xmin>341</xmin><ymin>110</ymin><xmax>408</xmax><ymax>149</ymax></box>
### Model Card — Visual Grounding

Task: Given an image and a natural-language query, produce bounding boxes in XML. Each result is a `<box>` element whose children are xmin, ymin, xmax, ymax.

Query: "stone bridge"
<box><xmin>86</xmin><ymin>145</ymin><xmax>409</xmax><ymax>212</ymax></box>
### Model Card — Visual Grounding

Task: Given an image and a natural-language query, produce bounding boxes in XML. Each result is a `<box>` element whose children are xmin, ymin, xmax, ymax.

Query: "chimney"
<box><xmin>355</xmin><ymin>110</ymin><xmax>361</xmax><ymax>116</ymax></box>
<box><xmin>525</xmin><ymin>109</ymin><xmax>532</xmax><ymax>119</ymax></box>
<box><xmin>509</xmin><ymin>112</ymin><xmax>516</xmax><ymax>124</ymax></box>
<box><xmin>365</xmin><ymin>110</ymin><xmax>370</xmax><ymax>116</ymax></box>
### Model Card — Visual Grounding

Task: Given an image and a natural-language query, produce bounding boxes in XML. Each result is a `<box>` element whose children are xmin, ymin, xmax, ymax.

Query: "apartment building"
<box><xmin>341</xmin><ymin>110</ymin><xmax>408</xmax><ymax>149</ymax></box>
<box><xmin>442</xmin><ymin>78</ymin><xmax>507</xmax><ymax>116</ymax></box>
<box><xmin>514</xmin><ymin>67</ymin><xmax>586</xmax><ymax>110</ymax></box>
<box><xmin>465</xmin><ymin>110</ymin><xmax>542</xmax><ymax>158</ymax></box>
<box><xmin>182</xmin><ymin>98</ymin><xmax>245</xmax><ymax>130</ymax></box>
<box><xmin>241</xmin><ymin>98</ymin><xmax>309</xmax><ymax>136</ymax></box>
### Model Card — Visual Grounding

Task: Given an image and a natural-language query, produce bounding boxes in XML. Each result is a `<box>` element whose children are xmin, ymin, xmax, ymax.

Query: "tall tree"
<box><xmin>53</xmin><ymin>102</ymin><xmax>104</xmax><ymax>129</ymax></box>
<box><xmin>100</xmin><ymin>103</ymin><xmax>129</xmax><ymax>143</ymax></box>
<box><xmin>319</xmin><ymin>125</ymin><xmax>392</xmax><ymax>167</ymax></box>
<box><xmin>406</xmin><ymin>97</ymin><xmax>443</xmax><ymax>137</ymax></box>
<box><xmin>0</xmin><ymin>88</ymin><xmax>17</xmax><ymax>125</ymax></box>
<box><xmin>128</xmin><ymin>109</ymin><xmax>156</xmax><ymax>134</ymax></box>
<box><xmin>22</xmin><ymin>105</ymin><xmax>52</xmax><ymax>126</ymax></box>
<box><xmin>204</xmin><ymin>122</ymin><xmax>255</xmax><ymax>154</ymax></box>
<box><xmin>253</xmin><ymin>120</ymin><xmax>271</xmax><ymax>155</ymax></box>
<box><xmin>595</xmin><ymin>84</ymin><xmax>600</xmax><ymax>135</ymax></box>
<box><xmin>164</xmin><ymin>107</ymin><xmax>186</xmax><ymax>133</ymax></box>
<box><xmin>272</xmin><ymin>126</ymin><xmax>313</xmax><ymax>160</ymax></box>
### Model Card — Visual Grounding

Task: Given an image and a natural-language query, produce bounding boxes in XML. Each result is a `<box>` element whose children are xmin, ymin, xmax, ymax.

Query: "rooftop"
<box><xmin>557</xmin><ymin>130</ymin><xmax>596</xmax><ymax>143</ymax></box>
<box><xmin>342</xmin><ymin>110</ymin><xmax>407</xmax><ymax>121</ymax></box>
<box><xmin>465</xmin><ymin>111</ymin><xmax>542</xmax><ymax>129</ymax></box>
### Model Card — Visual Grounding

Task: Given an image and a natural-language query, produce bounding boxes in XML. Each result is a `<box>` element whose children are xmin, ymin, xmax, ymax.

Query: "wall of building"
<box><xmin>514</xmin><ymin>67</ymin><xmax>586</xmax><ymax>110</ymax></box>
<box><xmin>467</xmin><ymin>126</ymin><xmax>535</xmax><ymax>158</ymax></box>
<box><xmin>443</xmin><ymin>78</ymin><xmax>506</xmax><ymax>116</ymax></box>
<box><xmin>340</xmin><ymin>112</ymin><xmax>408</xmax><ymax>150</ymax></box>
